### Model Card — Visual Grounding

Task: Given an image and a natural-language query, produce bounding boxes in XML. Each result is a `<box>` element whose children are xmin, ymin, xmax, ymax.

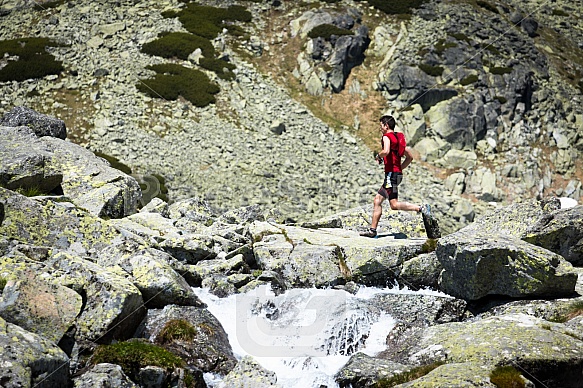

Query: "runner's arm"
<box><xmin>401</xmin><ymin>146</ymin><xmax>414</xmax><ymax>169</ymax></box>
<box><xmin>377</xmin><ymin>135</ymin><xmax>391</xmax><ymax>158</ymax></box>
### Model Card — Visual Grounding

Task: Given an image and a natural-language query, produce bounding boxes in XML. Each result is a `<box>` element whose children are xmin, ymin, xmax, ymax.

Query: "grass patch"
<box><xmin>549</xmin><ymin>300</ymin><xmax>583</xmax><ymax>323</ymax></box>
<box><xmin>375</xmin><ymin>361</ymin><xmax>446</xmax><ymax>387</ymax></box>
<box><xmin>141</xmin><ymin>32</ymin><xmax>215</xmax><ymax>60</ymax></box>
<box><xmin>482</xmin><ymin>43</ymin><xmax>500</xmax><ymax>55</ymax></box>
<box><xmin>0</xmin><ymin>37</ymin><xmax>64</xmax><ymax>82</ymax></box>
<box><xmin>199</xmin><ymin>57</ymin><xmax>236</xmax><ymax>80</ymax></box>
<box><xmin>307</xmin><ymin>24</ymin><xmax>353</xmax><ymax>40</ymax></box>
<box><xmin>421</xmin><ymin>238</ymin><xmax>438</xmax><ymax>253</ymax></box>
<box><xmin>494</xmin><ymin>95</ymin><xmax>507</xmax><ymax>104</ymax></box>
<box><xmin>489</xmin><ymin>66</ymin><xmax>513</xmax><ymax>75</ymax></box>
<box><xmin>489</xmin><ymin>365</ymin><xmax>525</xmax><ymax>388</ymax></box>
<box><xmin>156</xmin><ymin>319</ymin><xmax>197</xmax><ymax>344</ymax></box>
<box><xmin>170</xmin><ymin>4</ymin><xmax>252</xmax><ymax>40</ymax></box>
<box><xmin>360</xmin><ymin>0</ymin><xmax>428</xmax><ymax>15</ymax></box>
<box><xmin>15</xmin><ymin>186</ymin><xmax>49</xmax><ymax>197</ymax></box>
<box><xmin>419</xmin><ymin>63</ymin><xmax>444</xmax><ymax>77</ymax></box>
<box><xmin>460</xmin><ymin>74</ymin><xmax>479</xmax><ymax>86</ymax></box>
<box><xmin>476</xmin><ymin>0</ymin><xmax>499</xmax><ymax>14</ymax></box>
<box><xmin>0</xmin><ymin>277</ymin><xmax>6</xmax><ymax>292</ymax></box>
<box><xmin>91</xmin><ymin>339</ymin><xmax>184</xmax><ymax>380</ymax></box>
<box><xmin>137</xmin><ymin>64</ymin><xmax>219</xmax><ymax>107</ymax></box>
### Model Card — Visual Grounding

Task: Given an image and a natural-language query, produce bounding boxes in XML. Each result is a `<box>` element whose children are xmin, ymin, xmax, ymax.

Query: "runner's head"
<box><xmin>379</xmin><ymin>115</ymin><xmax>396</xmax><ymax>130</ymax></box>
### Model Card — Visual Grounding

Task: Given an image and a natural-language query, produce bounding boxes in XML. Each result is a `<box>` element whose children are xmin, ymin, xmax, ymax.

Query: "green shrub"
<box><xmin>137</xmin><ymin>64</ymin><xmax>219</xmax><ymax>107</ymax></box>
<box><xmin>359</xmin><ymin>0</ymin><xmax>427</xmax><ymax>15</ymax></box>
<box><xmin>0</xmin><ymin>277</ymin><xmax>7</xmax><ymax>293</ymax></box>
<box><xmin>551</xmin><ymin>8</ymin><xmax>568</xmax><ymax>17</ymax></box>
<box><xmin>435</xmin><ymin>39</ymin><xmax>457</xmax><ymax>54</ymax></box>
<box><xmin>477</xmin><ymin>0</ymin><xmax>499</xmax><ymax>14</ymax></box>
<box><xmin>460</xmin><ymin>74</ymin><xmax>479</xmax><ymax>85</ymax></box>
<box><xmin>156</xmin><ymin>319</ymin><xmax>197</xmax><ymax>344</ymax></box>
<box><xmin>450</xmin><ymin>33</ymin><xmax>470</xmax><ymax>43</ymax></box>
<box><xmin>92</xmin><ymin>339</ymin><xmax>184</xmax><ymax>381</ymax></box>
<box><xmin>419</xmin><ymin>63</ymin><xmax>444</xmax><ymax>76</ymax></box>
<box><xmin>199</xmin><ymin>57</ymin><xmax>236</xmax><ymax>80</ymax></box>
<box><xmin>489</xmin><ymin>66</ymin><xmax>512</xmax><ymax>75</ymax></box>
<box><xmin>141</xmin><ymin>32</ymin><xmax>215</xmax><ymax>60</ymax></box>
<box><xmin>489</xmin><ymin>365</ymin><xmax>525</xmax><ymax>388</ymax></box>
<box><xmin>482</xmin><ymin>43</ymin><xmax>500</xmax><ymax>55</ymax></box>
<box><xmin>494</xmin><ymin>95</ymin><xmax>507</xmax><ymax>104</ymax></box>
<box><xmin>172</xmin><ymin>4</ymin><xmax>252</xmax><ymax>39</ymax></box>
<box><xmin>375</xmin><ymin>361</ymin><xmax>446</xmax><ymax>387</ymax></box>
<box><xmin>0</xmin><ymin>38</ymin><xmax>64</xmax><ymax>82</ymax></box>
<box><xmin>307</xmin><ymin>24</ymin><xmax>353</xmax><ymax>40</ymax></box>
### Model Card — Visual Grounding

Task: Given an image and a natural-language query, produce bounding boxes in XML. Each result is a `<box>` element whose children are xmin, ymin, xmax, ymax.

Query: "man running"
<box><xmin>360</xmin><ymin>115</ymin><xmax>431</xmax><ymax>238</ymax></box>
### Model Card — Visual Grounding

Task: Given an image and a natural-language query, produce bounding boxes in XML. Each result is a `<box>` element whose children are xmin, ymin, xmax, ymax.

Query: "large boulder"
<box><xmin>42</xmin><ymin>136</ymin><xmax>141</xmax><ymax>218</ymax></box>
<box><xmin>383</xmin><ymin>314</ymin><xmax>583</xmax><ymax>388</ymax></box>
<box><xmin>0</xmin><ymin>270</ymin><xmax>82</xmax><ymax>343</ymax></box>
<box><xmin>523</xmin><ymin>205</ymin><xmax>583</xmax><ymax>266</ymax></box>
<box><xmin>436</xmin><ymin>228</ymin><xmax>577</xmax><ymax>300</ymax></box>
<box><xmin>0</xmin><ymin>188</ymin><xmax>122</xmax><ymax>258</ymax></box>
<box><xmin>46</xmin><ymin>252</ymin><xmax>145</xmax><ymax>344</ymax></box>
<box><xmin>96</xmin><ymin>242</ymin><xmax>204</xmax><ymax>308</ymax></box>
<box><xmin>0</xmin><ymin>106</ymin><xmax>67</xmax><ymax>139</ymax></box>
<box><xmin>0</xmin><ymin>126</ymin><xmax>63</xmax><ymax>193</ymax></box>
<box><xmin>137</xmin><ymin>305</ymin><xmax>237</xmax><ymax>375</ymax></box>
<box><xmin>0</xmin><ymin>316</ymin><xmax>70</xmax><ymax>388</ymax></box>
<box><xmin>394</xmin><ymin>362</ymin><xmax>519</xmax><ymax>387</ymax></box>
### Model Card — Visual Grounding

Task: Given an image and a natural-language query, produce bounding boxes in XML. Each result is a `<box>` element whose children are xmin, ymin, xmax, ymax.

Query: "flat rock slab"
<box><xmin>251</xmin><ymin>222</ymin><xmax>426</xmax><ymax>287</ymax></box>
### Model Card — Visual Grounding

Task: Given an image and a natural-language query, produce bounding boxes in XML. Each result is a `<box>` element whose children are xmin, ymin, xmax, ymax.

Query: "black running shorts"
<box><xmin>378</xmin><ymin>172</ymin><xmax>403</xmax><ymax>200</ymax></box>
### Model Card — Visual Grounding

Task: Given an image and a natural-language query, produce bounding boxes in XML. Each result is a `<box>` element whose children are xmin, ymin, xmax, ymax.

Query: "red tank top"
<box><xmin>382</xmin><ymin>132</ymin><xmax>402</xmax><ymax>173</ymax></box>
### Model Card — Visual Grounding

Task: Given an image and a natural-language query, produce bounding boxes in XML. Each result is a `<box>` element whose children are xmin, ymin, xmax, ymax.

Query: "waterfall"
<box><xmin>194</xmin><ymin>285</ymin><xmax>442</xmax><ymax>387</ymax></box>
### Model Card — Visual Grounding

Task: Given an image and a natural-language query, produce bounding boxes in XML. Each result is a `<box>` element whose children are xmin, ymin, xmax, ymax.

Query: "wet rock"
<box><xmin>222</xmin><ymin>356</ymin><xmax>280</xmax><ymax>387</ymax></box>
<box><xmin>335</xmin><ymin>352</ymin><xmax>410</xmax><ymax>388</ymax></box>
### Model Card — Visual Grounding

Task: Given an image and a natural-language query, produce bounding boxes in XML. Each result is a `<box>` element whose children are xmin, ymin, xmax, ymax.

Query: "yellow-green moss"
<box><xmin>375</xmin><ymin>361</ymin><xmax>446</xmax><ymax>387</ymax></box>
<box><xmin>489</xmin><ymin>365</ymin><xmax>525</xmax><ymax>388</ymax></box>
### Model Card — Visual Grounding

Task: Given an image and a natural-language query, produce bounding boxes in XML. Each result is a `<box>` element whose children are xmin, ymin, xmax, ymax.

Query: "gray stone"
<box><xmin>524</xmin><ymin>205</ymin><xmax>583</xmax><ymax>266</ymax></box>
<box><xmin>73</xmin><ymin>363</ymin><xmax>138</xmax><ymax>388</ymax></box>
<box><xmin>0</xmin><ymin>106</ymin><xmax>66</xmax><ymax>139</ymax></box>
<box><xmin>0</xmin><ymin>126</ymin><xmax>63</xmax><ymax>193</ymax></box>
<box><xmin>335</xmin><ymin>352</ymin><xmax>410</xmax><ymax>388</ymax></box>
<box><xmin>436</xmin><ymin>227</ymin><xmax>577</xmax><ymax>300</ymax></box>
<box><xmin>46</xmin><ymin>252</ymin><xmax>145</xmax><ymax>343</ymax></box>
<box><xmin>138</xmin><ymin>305</ymin><xmax>237</xmax><ymax>375</ymax></box>
<box><xmin>0</xmin><ymin>270</ymin><xmax>82</xmax><ymax>343</ymax></box>
<box><xmin>0</xmin><ymin>316</ymin><xmax>70</xmax><ymax>388</ymax></box>
<box><xmin>222</xmin><ymin>356</ymin><xmax>281</xmax><ymax>387</ymax></box>
<box><xmin>399</xmin><ymin>252</ymin><xmax>443</xmax><ymax>290</ymax></box>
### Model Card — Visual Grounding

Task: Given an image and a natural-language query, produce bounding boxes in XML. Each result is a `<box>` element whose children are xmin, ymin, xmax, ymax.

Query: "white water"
<box><xmin>194</xmin><ymin>285</ymin><xmax>451</xmax><ymax>388</ymax></box>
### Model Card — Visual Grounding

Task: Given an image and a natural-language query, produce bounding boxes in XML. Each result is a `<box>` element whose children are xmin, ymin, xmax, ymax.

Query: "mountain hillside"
<box><xmin>0</xmin><ymin>0</ymin><xmax>581</xmax><ymax>233</ymax></box>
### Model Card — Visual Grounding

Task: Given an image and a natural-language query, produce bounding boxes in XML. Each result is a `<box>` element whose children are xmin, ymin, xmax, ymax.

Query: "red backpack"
<box><xmin>387</xmin><ymin>132</ymin><xmax>406</xmax><ymax>157</ymax></box>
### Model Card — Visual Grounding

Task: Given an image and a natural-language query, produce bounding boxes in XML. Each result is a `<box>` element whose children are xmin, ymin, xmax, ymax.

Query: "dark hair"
<box><xmin>380</xmin><ymin>115</ymin><xmax>396</xmax><ymax>129</ymax></box>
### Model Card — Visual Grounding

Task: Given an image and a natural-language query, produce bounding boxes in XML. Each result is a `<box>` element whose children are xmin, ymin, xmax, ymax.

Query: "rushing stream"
<box><xmin>194</xmin><ymin>285</ymin><xmax>448</xmax><ymax>387</ymax></box>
